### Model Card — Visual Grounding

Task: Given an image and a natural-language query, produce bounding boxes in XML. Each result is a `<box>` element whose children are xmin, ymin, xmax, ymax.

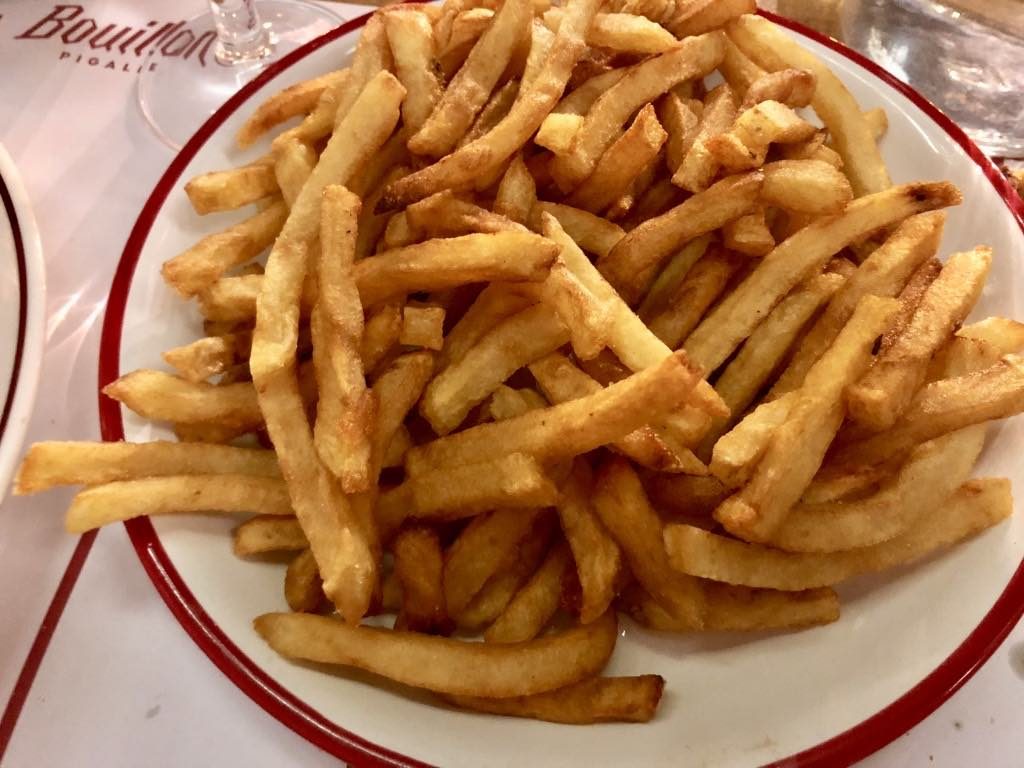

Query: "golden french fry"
<box><xmin>185</xmin><ymin>160</ymin><xmax>278</xmax><ymax>215</ymax></box>
<box><xmin>64</xmin><ymin>474</ymin><xmax>292</xmax><ymax>533</ymax></box>
<box><xmin>718</xmin><ymin>35</ymin><xmax>764</xmax><ymax>94</ymax></box>
<box><xmin>760</xmin><ymin>159</ymin><xmax>853</xmax><ymax>214</ymax></box>
<box><xmin>644</xmin><ymin>473</ymin><xmax>729</xmax><ymax>518</ymax></box>
<box><xmin>382</xmin><ymin>424</ymin><xmax>412</xmax><ymax>469</ymax></box>
<box><xmin>706</xmin><ymin>100</ymin><xmax>817</xmax><ymax>173</ymax></box>
<box><xmin>409</xmin><ymin>0</ymin><xmax>532</xmax><ymax>157</ymax></box>
<box><xmin>284</xmin><ymin>548</ymin><xmax>324</xmax><ymax>613</ymax></box>
<box><xmin>847</xmin><ymin>246</ymin><xmax>992</xmax><ymax>430</ymax></box>
<box><xmin>446</xmin><ymin>675</ymin><xmax>664</xmax><ymax>723</ymax></box>
<box><xmin>599</xmin><ymin>172</ymin><xmax>762</xmax><ymax>305</ymax></box>
<box><xmin>637</xmin><ymin>235</ymin><xmax>711</xmax><ymax>320</ymax></box>
<box><xmin>406</xmin><ymin>349</ymin><xmax>704</xmax><ymax>474</ymax></box>
<box><xmin>437</xmin><ymin>283</ymin><xmax>538</xmax><ymax>373</ymax></box>
<box><xmin>592</xmin><ymin>457</ymin><xmax>705</xmax><ymax>627</ymax></box>
<box><xmin>535</xmin><ymin>113</ymin><xmax>585</xmax><ymax>155</ymax></box>
<box><xmin>721</xmin><ymin>207</ymin><xmax>774</xmax><ymax>257</ymax></box>
<box><xmin>361</xmin><ymin>302</ymin><xmax>403</xmax><ymax>375</ymax></box>
<box><xmin>103</xmin><ymin>370</ymin><xmax>261</xmax><ymax>431</ymax></box>
<box><xmin>665</xmin><ymin>478</ymin><xmax>1012</xmax><ymax>589</ymax></box>
<box><xmin>161</xmin><ymin>201</ymin><xmax>287</xmax><ymax>297</ymax></box>
<box><xmin>544</xmin><ymin>8</ymin><xmax>676</xmax><ymax>53</ymax></box>
<box><xmin>14</xmin><ymin>440</ymin><xmax>279</xmax><ymax>494</ymax></box>
<box><xmin>668</xmin><ymin>0</ymin><xmax>755</xmax><ymax>37</ymax></box>
<box><xmin>162</xmin><ymin>335</ymin><xmax>238</xmax><ymax>383</ymax></box>
<box><xmin>460</xmin><ymin>80</ymin><xmax>523</xmax><ymax>151</ymax></box>
<box><xmin>273</xmin><ymin>140</ymin><xmax>317</xmax><ymax>209</ymax></box>
<box><xmin>383</xmin><ymin>9</ymin><xmax>443</xmax><ymax>133</ymax></box>
<box><xmin>485</xmin><ymin>542</ymin><xmax>570</xmax><ymax>642</ymax></box>
<box><xmin>255</xmin><ymin>609</ymin><xmax>617</xmax><ymax>697</ymax></box>
<box><xmin>671</xmin><ymin>84</ymin><xmax>737</xmax><ymax>193</ymax></box>
<box><xmin>556</xmin><ymin>459</ymin><xmax>622</xmax><ymax>623</ymax></box>
<box><xmin>533</xmin><ymin>203</ymin><xmax>624</xmax><ymax>259</ymax></box>
<box><xmin>406</xmin><ymin>192</ymin><xmax>526</xmax><ymax>239</ymax></box>
<box><xmin>485</xmin><ymin>385</ymin><xmax>548</xmax><ymax>420</ymax></box>
<box><xmin>742</xmin><ymin>67</ymin><xmax>816</xmax><ymax>108</ymax></box>
<box><xmin>494</xmin><ymin>155</ymin><xmax>537</xmax><ymax>224</ymax></box>
<box><xmin>356</xmin><ymin>166</ymin><xmax>410</xmax><ymax>261</ymax></box>
<box><xmin>550</xmin><ymin>34</ymin><xmax>725</xmax><ymax>191</ymax></box>
<box><xmin>437</xmin><ymin>7</ymin><xmax>493</xmax><ymax>77</ymax></box>
<box><xmin>233</xmin><ymin>516</ymin><xmax>307</xmax><ymax>556</ymax></box>
<box><xmin>715</xmin><ymin>295</ymin><xmax>899</xmax><ymax>542</ymax></box>
<box><xmin>657</xmin><ymin>92</ymin><xmax>701</xmax><ymax>174</ymax></box>
<box><xmin>684</xmin><ymin>181</ymin><xmax>962</xmax><ymax>373</ymax></box>
<box><xmin>399</xmin><ymin>303</ymin><xmax>446</xmax><ymax>350</ymax></box>
<box><xmin>710</xmin><ymin>392</ymin><xmax>795</xmax><ymax>489</ymax></box>
<box><xmin>727</xmin><ymin>13</ymin><xmax>890</xmax><ymax>196</ymax></box>
<box><xmin>393</xmin><ymin>526</ymin><xmax>451</xmax><ymax>633</ymax></box>
<box><xmin>354</xmin><ymin>231</ymin><xmax>557</xmax><ymax>306</ymax></box>
<box><xmin>236</xmin><ymin>69</ymin><xmax>347</xmax><ymax>149</ymax></box>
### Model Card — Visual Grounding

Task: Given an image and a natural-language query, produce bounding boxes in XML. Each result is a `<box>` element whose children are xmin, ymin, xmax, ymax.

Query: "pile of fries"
<box><xmin>16</xmin><ymin>0</ymin><xmax>1024</xmax><ymax>727</ymax></box>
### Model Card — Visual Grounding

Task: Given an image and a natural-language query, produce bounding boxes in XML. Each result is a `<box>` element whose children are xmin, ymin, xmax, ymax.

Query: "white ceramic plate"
<box><xmin>0</xmin><ymin>143</ymin><xmax>46</xmax><ymax>503</ymax></box>
<box><xmin>99</xmin><ymin>12</ymin><xmax>1024</xmax><ymax>768</ymax></box>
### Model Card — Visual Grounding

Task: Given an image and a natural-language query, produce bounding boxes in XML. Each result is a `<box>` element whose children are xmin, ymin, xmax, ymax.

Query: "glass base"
<box><xmin>137</xmin><ymin>0</ymin><xmax>343</xmax><ymax>151</ymax></box>
<box><xmin>841</xmin><ymin>0</ymin><xmax>1024</xmax><ymax>158</ymax></box>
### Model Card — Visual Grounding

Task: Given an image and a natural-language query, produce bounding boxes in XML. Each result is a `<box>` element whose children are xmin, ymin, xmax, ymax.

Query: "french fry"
<box><xmin>369</xmin><ymin>350</ymin><xmax>435</xmax><ymax>466</ymax></box>
<box><xmin>556</xmin><ymin>459</ymin><xmax>622</xmax><ymax>623</ymax></box>
<box><xmin>255</xmin><ymin>609</ymin><xmax>617</xmax><ymax>697</ymax></box>
<box><xmin>727</xmin><ymin>13</ymin><xmax>891</xmax><ymax>196</ymax></box>
<box><xmin>161</xmin><ymin>201</ymin><xmax>287</xmax><ymax>297</ymax></box>
<box><xmin>485</xmin><ymin>385</ymin><xmax>548</xmax><ymax>420</ymax></box>
<box><xmin>103</xmin><ymin>370</ymin><xmax>262</xmax><ymax>432</ymax></box>
<box><xmin>592</xmin><ymin>457</ymin><xmax>705</xmax><ymax>627</ymax></box>
<box><xmin>163</xmin><ymin>335</ymin><xmax>238</xmax><ymax>383</ymax></box>
<box><xmin>393</xmin><ymin>526</ymin><xmax>451</xmax><ymax>633</ymax></box>
<box><xmin>354</xmin><ymin>231</ymin><xmax>558</xmax><ymax>306</ymax></box>
<box><xmin>382</xmin><ymin>424</ymin><xmax>413</xmax><ymax>469</ymax></box>
<box><xmin>485</xmin><ymin>542</ymin><xmax>570</xmax><ymax>642</ymax></box>
<box><xmin>273</xmin><ymin>140</ymin><xmax>317</xmax><ymax>209</ymax></box>
<box><xmin>684</xmin><ymin>181</ymin><xmax>962</xmax><ymax>373</ymax></box>
<box><xmin>567</xmin><ymin>104</ymin><xmax>667</xmax><ymax>214</ymax></box>
<box><xmin>64</xmin><ymin>474</ymin><xmax>292</xmax><ymax>533</ymax></box>
<box><xmin>667</xmin><ymin>0</ymin><xmax>754</xmax><ymax>37</ymax></box>
<box><xmin>400</xmin><ymin>304</ymin><xmax>446</xmax><ymax>351</ymax></box>
<box><xmin>847</xmin><ymin>246</ymin><xmax>992</xmax><ymax>430</ymax></box>
<box><xmin>553</xmin><ymin>68</ymin><xmax>628</xmax><ymax>116</ymax></box>
<box><xmin>599</xmin><ymin>172</ymin><xmax>762</xmax><ymax>305</ymax></box>
<box><xmin>438</xmin><ymin>7</ymin><xmax>493</xmax><ymax>77</ymax></box>
<box><xmin>361</xmin><ymin>302</ymin><xmax>404</xmax><ymax>375</ymax></box>
<box><xmin>721</xmin><ymin>207</ymin><xmax>773</xmax><ymax>256</ymax></box>
<box><xmin>446</xmin><ymin>675</ymin><xmax>664</xmax><ymax>723</ymax></box>
<box><xmin>742</xmin><ymin>67</ymin><xmax>816</xmax><ymax>108</ymax></box>
<box><xmin>460</xmin><ymin>80</ymin><xmax>522</xmax><ymax>150</ymax></box>
<box><xmin>533</xmin><ymin>203</ymin><xmax>624</xmax><ymax>259</ymax></box>
<box><xmin>637</xmin><ymin>235</ymin><xmax>711</xmax><ymax>320</ymax></box>
<box><xmin>383</xmin><ymin>9</ymin><xmax>443</xmax><ymax>133</ymax></box>
<box><xmin>670</xmin><ymin>83</ymin><xmax>737</xmax><ymax>193</ymax></box>
<box><xmin>521</xmin><ymin>21</ymin><xmax>556</xmax><ymax>90</ymax></box>
<box><xmin>198</xmin><ymin>274</ymin><xmax>266</xmax><ymax>324</ymax></box>
<box><xmin>718</xmin><ymin>35</ymin><xmax>763</xmax><ymax>95</ymax></box>
<box><xmin>185</xmin><ymin>160</ymin><xmax>278</xmax><ymax>215</ymax></box>
<box><xmin>665</xmin><ymin>478</ymin><xmax>1012</xmax><ymax>589</ymax></box>
<box><xmin>714</xmin><ymin>295</ymin><xmax>899</xmax><ymax>542</ymax></box>
<box><xmin>863</xmin><ymin>106</ymin><xmax>888</xmax><ymax>141</ymax></box>
<box><xmin>236</xmin><ymin>69</ymin><xmax>347</xmax><ymax>149</ymax></box>
<box><xmin>778</xmin><ymin>132</ymin><xmax>844</xmax><ymax>169</ymax></box>
<box><xmin>330</xmin><ymin>14</ymin><xmax>395</xmax><ymax>129</ymax></box>
<box><xmin>706</xmin><ymin>100</ymin><xmax>817</xmax><ymax>173</ymax></box>
<box><xmin>647</xmin><ymin>246</ymin><xmax>744</xmax><ymax>348</ymax></box>
<box><xmin>444</xmin><ymin>508</ymin><xmax>545</xmax><ymax>616</ymax></box>
<box><xmin>284</xmin><ymin>548</ymin><xmax>324</xmax><ymax>613</ymax></box>
<box><xmin>406</xmin><ymin>349</ymin><xmax>704</xmax><ymax>474</ymax></box>
<box><xmin>535</xmin><ymin>113</ymin><xmax>585</xmax><ymax>155</ymax></box>
<box><xmin>494</xmin><ymin>155</ymin><xmax>537</xmax><ymax>225</ymax></box>
<box><xmin>437</xmin><ymin>283</ymin><xmax>537</xmax><ymax>372</ymax></box>
<box><xmin>380</xmin><ymin>0</ymin><xmax>603</xmax><ymax>210</ymax></box>
<box><xmin>644</xmin><ymin>473</ymin><xmax>728</xmax><ymax>518</ymax></box>
<box><xmin>355</xmin><ymin>166</ymin><xmax>410</xmax><ymax>261</ymax></box>
<box><xmin>710</xmin><ymin>392</ymin><xmax>795</xmax><ymax>489</ymax></box>
<box><xmin>538</xmin><ymin>258</ymin><xmax>611</xmax><ymax>361</ymax></box>
<box><xmin>233</xmin><ymin>516</ymin><xmax>307</xmax><ymax>556</ymax></box>
<box><xmin>312</xmin><ymin>186</ymin><xmax>374</xmax><ymax>492</ymax></box>
<box><xmin>551</xmin><ymin>34</ymin><xmax>725</xmax><ymax>191</ymax></box>
<box><xmin>406</xmin><ymin>192</ymin><xmax>526</xmax><ymax>239</ymax></box>
<box><xmin>655</xmin><ymin>92</ymin><xmax>700</xmax><ymax>174</ymax></box>
<box><xmin>760</xmin><ymin>159</ymin><xmax>853</xmax><ymax>214</ymax></box>
<box><xmin>529</xmin><ymin>353</ymin><xmax>706</xmax><ymax>474</ymax></box>
<box><xmin>421</xmin><ymin>303</ymin><xmax>569</xmax><ymax>434</ymax></box>
<box><xmin>14</xmin><ymin>440</ymin><xmax>279</xmax><ymax>494</ymax></box>
<box><xmin>409</xmin><ymin>0</ymin><xmax>532</xmax><ymax>157</ymax></box>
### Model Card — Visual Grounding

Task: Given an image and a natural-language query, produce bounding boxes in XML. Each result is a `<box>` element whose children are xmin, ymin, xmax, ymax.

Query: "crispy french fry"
<box><xmin>406</xmin><ymin>192</ymin><xmax>526</xmax><ymax>239</ymax></box>
<box><xmin>356</xmin><ymin>166</ymin><xmax>410</xmax><ymax>261</ymax></box>
<box><xmin>485</xmin><ymin>385</ymin><xmax>548</xmax><ymax>420</ymax></box>
<box><xmin>233</xmin><ymin>516</ymin><xmax>307</xmax><ymax>556</ymax></box>
<box><xmin>64</xmin><ymin>475</ymin><xmax>292</xmax><ymax>533</ymax></box>
<box><xmin>236</xmin><ymin>69</ymin><xmax>347</xmax><ymax>148</ymax></box>
<box><xmin>535</xmin><ymin>113</ymin><xmax>585</xmax><ymax>154</ymax></box>
<box><xmin>382</xmin><ymin>424</ymin><xmax>412</xmax><ymax>469</ymax></box>
<box><xmin>185</xmin><ymin>160</ymin><xmax>278</xmax><ymax>215</ymax></box>
<box><xmin>494</xmin><ymin>155</ymin><xmax>537</xmax><ymax>225</ymax></box>
<box><xmin>361</xmin><ymin>302</ymin><xmax>404</xmax><ymax>375</ymax></box>
<box><xmin>665</xmin><ymin>478</ymin><xmax>1012</xmax><ymax>589</ymax></box>
<box><xmin>710</xmin><ymin>392</ymin><xmax>795</xmax><ymax>489</ymax></box>
<box><xmin>384</xmin><ymin>9</ymin><xmax>444</xmax><ymax>133</ymax></box>
<box><xmin>671</xmin><ymin>84</ymin><xmax>737</xmax><ymax>193</ymax></box>
<box><xmin>255</xmin><ymin>609</ymin><xmax>617</xmax><ymax>697</ymax></box>
<box><xmin>599</xmin><ymin>172</ymin><xmax>762</xmax><ymax>305</ymax></box>
<box><xmin>644</xmin><ymin>473</ymin><xmax>728</xmax><ymax>518</ymax></box>
<box><xmin>393</xmin><ymin>526</ymin><xmax>451</xmax><ymax>633</ymax></box>
<box><xmin>863</xmin><ymin>106</ymin><xmax>888</xmax><ymax>141</ymax></box>
<box><xmin>556</xmin><ymin>459</ymin><xmax>622</xmax><ymax>623</ymax></box>
<box><xmin>718</xmin><ymin>35</ymin><xmax>764</xmax><ymax>94</ymax></box>
<box><xmin>485</xmin><ymin>542</ymin><xmax>570</xmax><ymax>642</ymax></box>
<box><xmin>446</xmin><ymin>675</ymin><xmax>664</xmax><ymax>723</ymax></box>
<box><xmin>714</xmin><ymin>295</ymin><xmax>899</xmax><ymax>542</ymax></box>
<box><xmin>163</xmin><ymin>335</ymin><xmax>238</xmax><ymax>383</ymax></box>
<box><xmin>668</xmin><ymin>0</ymin><xmax>754</xmax><ymax>37</ymax></box>
<box><xmin>722</xmin><ymin>207</ymin><xmax>774</xmax><ymax>257</ymax></box>
<box><xmin>760</xmin><ymin>159</ymin><xmax>853</xmax><ymax>215</ymax></box>
<box><xmin>161</xmin><ymin>201</ymin><xmax>287</xmax><ymax>297</ymax></box>
<box><xmin>657</xmin><ymin>92</ymin><xmax>701</xmax><ymax>174</ymax></box>
<box><xmin>14</xmin><ymin>440</ymin><xmax>279</xmax><ymax>494</ymax></box>
<box><xmin>354</xmin><ymin>231</ymin><xmax>557</xmax><ymax>306</ymax></box>
<box><xmin>437</xmin><ymin>283</ymin><xmax>537</xmax><ymax>372</ymax></box>
<box><xmin>104</xmin><ymin>370</ymin><xmax>261</xmax><ymax>431</ymax></box>
<box><xmin>273</xmin><ymin>140</ymin><xmax>317</xmax><ymax>209</ymax></box>
<box><xmin>847</xmin><ymin>246</ymin><xmax>992</xmax><ymax>430</ymax></box>
<box><xmin>593</xmin><ymin>458</ymin><xmax>705</xmax><ymax>627</ymax></box>
<box><xmin>637</xmin><ymin>235</ymin><xmax>711</xmax><ymax>320</ymax></box>
<box><xmin>742</xmin><ymin>67</ymin><xmax>816</xmax><ymax>108</ymax></box>
<box><xmin>460</xmin><ymin>80</ymin><xmax>522</xmax><ymax>150</ymax></box>
<box><xmin>684</xmin><ymin>182</ymin><xmax>962</xmax><ymax>372</ymax></box>
<box><xmin>533</xmin><ymin>203</ymin><xmax>624</xmax><ymax>259</ymax></box>
<box><xmin>727</xmin><ymin>13</ymin><xmax>890</xmax><ymax>196</ymax></box>
<box><xmin>706</xmin><ymin>100</ymin><xmax>816</xmax><ymax>173</ymax></box>
<box><xmin>285</xmin><ymin>548</ymin><xmax>324</xmax><ymax>613</ymax></box>
<box><xmin>400</xmin><ymin>303</ymin><xmax>446</xmax><ymax>350</ymax></box>
<box><xmin>553</xmin><ymin>69</ymin><xmax>628</xmax><ymax>116</ymax></box>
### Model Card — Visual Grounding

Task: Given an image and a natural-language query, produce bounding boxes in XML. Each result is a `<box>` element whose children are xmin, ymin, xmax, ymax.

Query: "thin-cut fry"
<box><xmin>534</xmin><ymin>203</ymin><xmax>624</xmax><ymax>259</ymax></box>
<box><xmin>393</xmin><ymin>526</ymin><xmax>451</xmax><ymax>633</ymax></box>
<box><xmin>494</xmin><ymin>155</ymin><xmax>537</xmax><ymax>224</ymax></box>
<box><xmin>236</xmin><ymin>69</ymin><xmax>347</xmax><ymax>148</ymax></box>
<box><xmin>671</xmin><ymin>83</ymin><xmax>737</xmax><ymax>193</ymax></box>
<box><xmin>285</xmin><ymin>548</ymin><xmax>324</xmax><ymax>613</ymax></box>
<box><xmin>273</xmin><ymin>140</ymin><xmax>317</xmax><ymax>209</ymax></box>
<box><xmin>104</xmin><ymin>370</ymin><xmax>261</xmax><ymax>431</ymax></box>
<box><xmin>485</xmin><ymin>542</ymin><xmax>570</xmax><ymax>642</ymax></box>
<box><xmin>185</xmin><ymin>160</ymin><xmax>278</xmax><ymax>215</ymax></box>
<box><xmin>162</xmin><ymin>335</ymin><xmax>238</xmax><ymax>383</ymax></box>
<box><xmin>760</xmin><ymin>159</ymin><xmax>853</xmax><ymax>214</ymax></box>
<box><xmin>665</xmin><ymin>478</ymin><xmax>1012</xmax><ymax>589</ymax></box>
<box><xmin>384</xmin><ymin>9</ymin><xmax>444</xmax><ymax>133</ymax></box>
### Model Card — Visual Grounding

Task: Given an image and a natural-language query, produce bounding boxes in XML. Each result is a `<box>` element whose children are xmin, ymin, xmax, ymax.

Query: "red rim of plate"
<box><xmin>97</xmin><ymin>9</ymin><xmax>1024</xmax><ymax>768</ymax></box>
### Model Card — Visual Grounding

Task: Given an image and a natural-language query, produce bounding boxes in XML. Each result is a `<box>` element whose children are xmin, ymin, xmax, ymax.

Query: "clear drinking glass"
<box><xmin>137</xmin><ymin>0</ymin><xmax>343</xmax><ymax>150</ymax></box>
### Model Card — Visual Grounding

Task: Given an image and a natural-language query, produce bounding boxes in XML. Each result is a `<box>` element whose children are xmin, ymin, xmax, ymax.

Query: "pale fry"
<box><xmin>494</xmin><ymin>155</ymin><xmax>537</xmax><ymax>224</ymax></box>
<box><xmin>485</xmin><ymin>542</ymin><xmax>570</xmax><ymax>642</ymax></box>
<box><xmin>383</xmin><ymin>9</ymin><xmax>443</xmax><ymax>133</ymax></box>
<box><xmin>103</xmin><ymin>370</ymin><xmax>261</xmax><ymax>431</ymax></box>
<box><xmin>742</xmin><ymin>67</ymin><xmax>816</xmax><ymax>108</ymax></box>
<box><xmin>683</xmin><ymin>181</ymin><xmax>962</xmax><ymax>372</ymax></box>
<box><xmin>665</xmin><ymin>479</ymin><xmax>1011</xmax><ymax>589</ymax></box>
<box><xmin>446</xmin><ymin>676</ymin><xmax>664</xmax><ymax>724</ymax></box>
<box><xmin>721</xmin><ymin>207</ymin><xmax>774</xmax><ymax>257</ymax></box>
<box><xmin>64</xmin><ymin>475</ymin><xmax>292</xmax><ymax>533</ymax></box>
<box><xmin>714</xmin><ymin>295</ymin><xmax>899</xmax><ymax>542</ymax></box>
<box><xmin>185</xmin><ymin>160</ymin><xmax>278</xmax><ymax>215</ymax></box>
<box><xmin>254</xmin><ymin>609</ymin><xmax>618</xmax><ymax>697</ymax></box>
<box><xmin>400</xmin><ymin>304</ymin><xmax>446</xmax><ymax>350</ymax></box>
<box><xmin>15</xmin><ymin>441</ymin><xmax>279</xmax><ymax>494</ymax></box>
<box><xmin>273</xmin><ymin>140</ymin><xmax>317</xmax><ymax>209</ymax></box>
<box><xmin>353</xmin><ymin>231</ymin><xmax>558</xmax><ymax>306</ymax></box>
<box><xmin>361</xmin><ymin>302</ymin><xmax>403</xmax><ymax>374</ymax></box>
<box><xmin>233</xmin><ymin>516</ymin><xmax>307</xmax><ymax>556</ymax></box>
<box><xmin>760</xmin><ymin>159</ymin><xmax>853</xmax><ymax>214</ymax></box>
<box><xmin>847</xmin><ymin>246</ymin><xmax>993</xmax><ymax>430</ymax></box>
<box><xmin>535</xmin><ymin>114</ymin><xmax>581</xmax><ymax>155</ymax></box>
<box><xmin>163</xmin><ymin>335</ymin><xmax>238</xmax><ymax>383</ymax></box>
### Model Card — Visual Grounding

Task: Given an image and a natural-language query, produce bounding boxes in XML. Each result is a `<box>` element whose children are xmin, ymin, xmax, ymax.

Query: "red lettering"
<box><xmin>61</xmin><ymin>17</ymin><xmax>96</xmax><ymax>44</ymax></box>
<box><xmin>89</xmin><ymin>24</ymin><xmax>133</xmax><ymax>52</ymax></box>
<box><xmin>58</xmin><ymin>51</ymin><xmax>70</xmax><ymax>60</ymax></box>
<box><xmin>134</xmin><ymin>21</ymin><xmax>179</xmax><ymax>57</ymax></box>
<box><xmin>16</xmin><ymin>4</ymin><xmax>82</xmax><ymax>39</ymax></box>
<box><xmin>118</xmin><ymin>21</ymin><xmax>157</xmax><ymax>55</ymax></box>
<box><xmin>161</xmin><ymin>29</ymin><xmax>194</xmax><ymax>57</ymax></box>
<box><xmin>104</xmin><ymin>60</ymin><xmax>115</xmax><ymax>69</ymax></box>
<box><xmin>184</xmin><ymin>29</ymin><xmax>217</xmax><ymax>67</ymax></box>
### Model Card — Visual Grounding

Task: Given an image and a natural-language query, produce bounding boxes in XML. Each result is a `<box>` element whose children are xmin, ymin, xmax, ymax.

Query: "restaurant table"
<box><xmin>0</xmin><ymin>1</ymin><xmax>1021</xmax><ymax>765</ymax></box>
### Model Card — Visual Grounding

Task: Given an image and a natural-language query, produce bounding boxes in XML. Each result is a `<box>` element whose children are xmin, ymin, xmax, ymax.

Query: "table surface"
<box><xmin>1</xmin><ymin>1</ymin><xmax>1022</xmax><ymax>766</ymax></box>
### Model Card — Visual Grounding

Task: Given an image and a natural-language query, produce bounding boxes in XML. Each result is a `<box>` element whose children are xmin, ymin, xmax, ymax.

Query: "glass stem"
<box><xmin>209</xmin><ymin>0</ymin><xmax>271</xmax><ymax>65</ymax></box>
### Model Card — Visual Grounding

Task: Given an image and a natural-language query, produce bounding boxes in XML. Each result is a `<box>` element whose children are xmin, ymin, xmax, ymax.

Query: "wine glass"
<box><xmin>137</xmin><ymin>0</ymin><xmax>344</xmax><ymax>151</ymax></box>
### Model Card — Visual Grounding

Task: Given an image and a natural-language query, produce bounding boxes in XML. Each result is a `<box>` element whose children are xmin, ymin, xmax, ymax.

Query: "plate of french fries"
<box><xmin>14</xmin><ymin>0</ymin><xmax>1024</xmax><ymax>765</ymax></box>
